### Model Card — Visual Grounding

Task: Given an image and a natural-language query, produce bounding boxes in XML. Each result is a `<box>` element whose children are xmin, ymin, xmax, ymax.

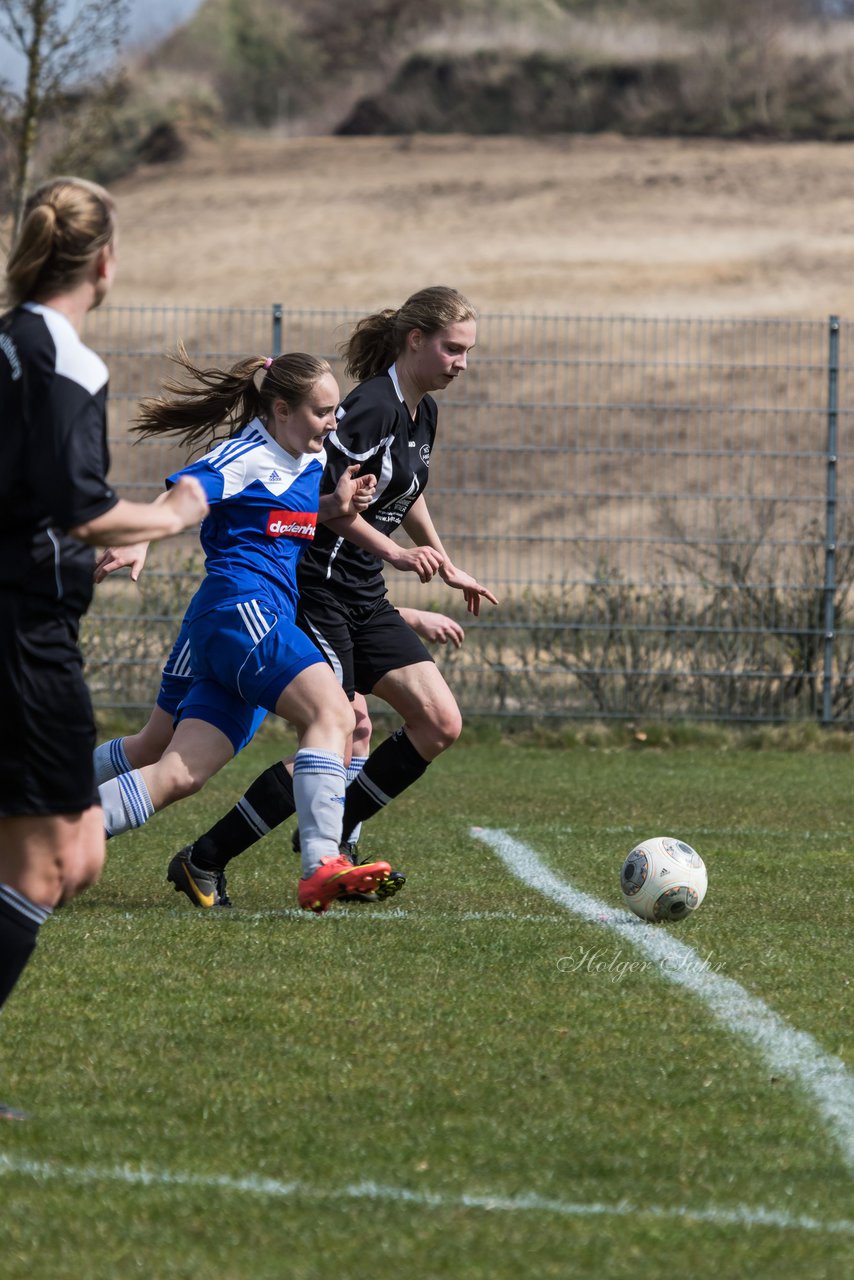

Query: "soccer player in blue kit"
<box><xmin>95</xmin><ymin>347</ymin><xmax>405</xmax><ymax>913</ymax></box>
<box><xmin>159</xmin><ymin>286</ymin><xmax>498</xmax><ymax>904</ymax></box>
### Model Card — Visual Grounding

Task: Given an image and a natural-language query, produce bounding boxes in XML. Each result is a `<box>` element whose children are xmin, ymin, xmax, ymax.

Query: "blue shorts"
<box><xmin>155</xmin><ymin>625</ymin><xmax>193</xmax><ymax>718</ymax></box>
<box><xmin>156</xmin><ymin>619</ymin><xmax>267</xmax><ymax>752</ymax></box>
<box><xmin>180</xmin><ymin>594</ymin><xmax>324</xmax><ymax>754</ymax></box>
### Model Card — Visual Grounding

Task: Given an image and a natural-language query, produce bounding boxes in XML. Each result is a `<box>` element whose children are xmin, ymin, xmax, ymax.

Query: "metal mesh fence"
<box><xmin>82</xmin><ymin>306</ymin><xmax>854</xmax><ymax>724</ymax></box>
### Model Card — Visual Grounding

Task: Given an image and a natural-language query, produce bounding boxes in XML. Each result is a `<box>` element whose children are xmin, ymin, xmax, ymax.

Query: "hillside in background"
<box><xmin>142</xmin><ymin>0</ymin><xmax>854</xmax><ymax>141</ymax></box>
<box><xmin>11</xmin><ymin>1</ymin><xmax>854</xmax><ymax>192</ymax></box>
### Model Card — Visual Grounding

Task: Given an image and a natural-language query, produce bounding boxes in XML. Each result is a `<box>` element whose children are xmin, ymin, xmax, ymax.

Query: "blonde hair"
<box><xmin>133</xmin><ymin>344</ymin><xmax>333</xmax><ymax>453</ymax></box>
<box><xmin>343</xmin><ymin>285</ymin><xmax>478</xmax><ymax>382</ymax></box>
<box><xmin>4</xmin><ymin>176</ymin><xmax>115</xmax><ymax>306</ymax></box>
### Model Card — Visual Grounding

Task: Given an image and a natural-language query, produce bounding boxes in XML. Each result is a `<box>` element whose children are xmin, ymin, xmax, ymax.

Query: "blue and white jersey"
<box><xmin>167</xmin><ymin>417</ymin><xmax>325</xmax><ymax>620</ymax></box>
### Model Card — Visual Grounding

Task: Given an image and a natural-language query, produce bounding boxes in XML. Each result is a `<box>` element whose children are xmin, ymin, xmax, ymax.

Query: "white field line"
<box><xmin>0</xmin><ymin>1153</ymin><xmax>852</xmax><ymax>1236</ymax></box>
<box><xmin>191</xmin><ymin>907</ymin><xmax>565</xmax><ymax>924</ymax></box>
<box><xmin>472</xmin><ymin>827</ymin><xmax>854</xmax><ymax>1173</ymax></box>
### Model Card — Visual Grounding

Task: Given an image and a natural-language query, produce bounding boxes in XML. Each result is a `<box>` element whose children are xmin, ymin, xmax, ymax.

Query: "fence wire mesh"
<box><xmin>82</xmin><ymin>306</ymin><xmax>854</xmax><ymax>724</ymax></box>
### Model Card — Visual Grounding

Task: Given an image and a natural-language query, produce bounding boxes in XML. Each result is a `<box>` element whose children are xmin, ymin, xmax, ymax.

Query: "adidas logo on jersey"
<box><xmin>268</xmin><ymin>469</ymin><xmax>281</xmax><ymax>482</ymax></box>
<box><xmin>266</xmin><ymin>510</ymin><xmax>317</xmax><ymax>539</ymax></box>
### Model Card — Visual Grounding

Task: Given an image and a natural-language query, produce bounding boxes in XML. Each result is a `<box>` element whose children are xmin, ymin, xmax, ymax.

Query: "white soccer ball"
<box><xmin>620</xmin><ymin>836</ymin><xmax>707</xmax><ymax>923</ymax></box>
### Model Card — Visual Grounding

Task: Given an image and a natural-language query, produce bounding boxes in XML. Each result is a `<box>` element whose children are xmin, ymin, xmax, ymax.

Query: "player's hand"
<box><xmin>351</xmin><ymin>474</ymin><xmax>376</xmax><ymax>512</ymax></box>
<box><xmin>438</xmin><ymin>562</ymin><xmax>499</xmax><ymax>616</ymax></box>
<box><xmin>388</xmin><ymin>544</ymin><xmax>446</xmax><ymax>583</ymax></box>
<box><xmin>409</xmin><ymin>610</ymin><xmax>465</xmax><ymax>648</ymax></box>
<box><xmin>94</xmin><ymin>542</ymin><xmax>150</xmax><ymax>583</ymax></box>
<box><xmin>325</xmin><ymin>464</ymin><xmax>377</xmax><ymax>518</ymax></box>
<box><xmin>164</xmin><ymin>475</ymin><xmax>208</xmax><ymax>529</ymax></box>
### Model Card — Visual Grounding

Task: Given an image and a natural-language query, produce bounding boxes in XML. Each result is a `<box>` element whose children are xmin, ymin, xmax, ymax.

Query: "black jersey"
<box><xmin>0</xmin><ymin>303</ymin><xmax>118</xmax><ymax>611</ymax></box>
<box><xmin>297</xmin><ymin>365</ymin><xmax>438</xmax><ymax>602</ymax></box>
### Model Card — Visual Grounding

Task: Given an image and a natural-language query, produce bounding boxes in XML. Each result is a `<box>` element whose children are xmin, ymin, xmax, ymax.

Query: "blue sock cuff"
<box><xmin>294</xmin><ymin>749</ymin><xmax>346</xmax><ymax>779</ymax></box>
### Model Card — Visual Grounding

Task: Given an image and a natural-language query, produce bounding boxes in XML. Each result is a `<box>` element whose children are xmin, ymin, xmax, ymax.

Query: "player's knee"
<box><xmin>324</xmin><ymin>698</ymin><xmax>356</xmax><ymax>743</ymax></box>
<box><xmin>412</xmin><ymin>700</ymin><xmax>462</xmax><ymax>755</ymax></box>
<box><xmin>433</xmin><ymin>705</ymin><xmax>463</xmax><ymax>752</ymax></box>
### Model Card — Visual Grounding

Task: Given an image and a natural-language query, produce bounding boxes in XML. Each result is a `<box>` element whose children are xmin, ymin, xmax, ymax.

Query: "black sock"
<box><xmin>192</xmin><ymin>761</ymin><xmax>296</xmax><ymax>871</ymax></box>
<box><xmin>342</xmin><ymin>728</ymin><xmax>429</xmax><ymax>838</ymax></box>
<box><xmin>0</xmin><ymin>887</ymin><xmax>50</xmax><ymax>1012</ymax></box>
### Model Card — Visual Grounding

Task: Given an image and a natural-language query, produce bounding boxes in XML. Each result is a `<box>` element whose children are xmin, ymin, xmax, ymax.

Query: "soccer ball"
<box><xmin>620</xmin><ymin>836</ymin><xmax>707</xmax><ymax>923</ymax></box>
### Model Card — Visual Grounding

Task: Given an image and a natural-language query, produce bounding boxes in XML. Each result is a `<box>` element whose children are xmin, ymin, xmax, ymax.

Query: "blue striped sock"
<box><xmin>98</xmin><ymin>770</ymin><xmax>155</xmax><ymax>838</ymax></box>
<box><xmin>93</xmin><ymin>737</ymin><xmax>131</xmax><ymax>785</ymax></box>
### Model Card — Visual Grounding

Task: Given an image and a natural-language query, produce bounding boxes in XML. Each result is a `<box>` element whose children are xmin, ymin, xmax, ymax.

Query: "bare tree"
<box><xmin>0</xmin><ymin>0</ymin><xmax>129</xmax><ymax>239</ymax></box>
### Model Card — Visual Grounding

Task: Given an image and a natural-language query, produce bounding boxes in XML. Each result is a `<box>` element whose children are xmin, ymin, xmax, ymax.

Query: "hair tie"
<box><xmin>253</xmin><ymin>357</ymin><xmax>274</xmax><ymax>392</ymax></box>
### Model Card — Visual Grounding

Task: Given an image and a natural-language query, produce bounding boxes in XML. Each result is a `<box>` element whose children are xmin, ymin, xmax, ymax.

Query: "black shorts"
<box><xmin>0</xmin><ymin>591</ymin><xmax>98</xmax><ymax>816</ymax></box>
<box><xmin>296</xmin><ymin>590</ymin><xmax>433</xmax><ymax>701</ymax></box>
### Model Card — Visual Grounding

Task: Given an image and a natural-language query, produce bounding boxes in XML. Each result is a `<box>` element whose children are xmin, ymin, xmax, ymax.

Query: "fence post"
<box><xmin>821</xmin><ymin>315</ymin><xmax>840</xmax><ymax>726</ymax></box>
<box><xmin>272</xmin><ymin>303</ymin><xmax>283</xmax><ymax>357</ymax></box>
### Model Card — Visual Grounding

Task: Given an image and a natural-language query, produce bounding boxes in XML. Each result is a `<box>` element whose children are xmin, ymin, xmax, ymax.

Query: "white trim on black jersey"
<box><xmin>23</xmin><ymin>302</ymin><xmax>108</xmax><ymax>396</ymax></box>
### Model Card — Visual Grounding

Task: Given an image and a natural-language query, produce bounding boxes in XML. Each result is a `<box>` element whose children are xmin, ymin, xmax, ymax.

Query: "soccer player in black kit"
<box><xmin>0</xmin><ymin>177</ymin><xmax>208</xmax><ymax>1117</ymax></box>
<box><xmin>161</xmin><ymin>285</ymin><xmax>499</xmax><ymax>907</ymax></box>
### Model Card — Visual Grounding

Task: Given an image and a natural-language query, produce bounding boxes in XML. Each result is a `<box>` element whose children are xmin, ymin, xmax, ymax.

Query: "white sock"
<box><xmin>292</xmin><ymin>749</ymin><xmax>346</xmax><ymax>875</ymax></box>
<box><xmin>93</xmin><ymin>737</ymin><xmax>131</xmax><ymax>785</ymax></box>
<box><xmin>343</xmin><ymin>756</ymin><xmax>367</xmax><ymax>847</ymax></box>
<box><xmin>99</xmin><ymin>771</ymin><xmax>155</xmax><ymax>838</ymax></box>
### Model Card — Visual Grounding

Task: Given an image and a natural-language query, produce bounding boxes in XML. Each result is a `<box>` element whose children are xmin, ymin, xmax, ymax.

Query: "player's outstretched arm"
<box><xmin>72</xmin><ymin>477</ymin><xmax>208</xmax><ymax>548</ymax></box>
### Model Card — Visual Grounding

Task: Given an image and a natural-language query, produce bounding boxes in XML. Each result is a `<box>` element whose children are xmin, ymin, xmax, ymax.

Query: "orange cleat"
<box><xmin>298</xmin><ymin>853</ymin><xmax>392</xmax><ymax>915</ymax></box>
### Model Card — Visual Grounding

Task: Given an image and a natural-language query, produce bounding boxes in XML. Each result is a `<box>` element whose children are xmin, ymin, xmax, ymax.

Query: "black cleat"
<box><xmin>167</xmin><ymin>845</ymin><xmax>232</xmax><ymax>909</ymax></box>
<box><xmin>342</xmin><ymin>847</ymin><xmax>407</xmax><ymax>904</ymax></box>
<box><xmin>374</xmin><ymin>868</ymin><xmax>407</xmax><ymax>901</ymax></box>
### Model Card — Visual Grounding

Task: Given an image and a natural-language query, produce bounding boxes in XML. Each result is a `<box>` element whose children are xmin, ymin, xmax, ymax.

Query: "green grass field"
<box><xmin>1</xmin><ymin>733</ymin><xmax>853</xmax><ymax>1279</ymax></box>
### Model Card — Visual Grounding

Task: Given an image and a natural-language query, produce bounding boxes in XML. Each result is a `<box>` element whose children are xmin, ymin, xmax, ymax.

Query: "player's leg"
<box><xmin>341</xmin><ymin>693</ymin><xmax>371</xmax><ymax>855</ymax></box>
<box><xmin>99</xmin><ymin>713</ymin><xmax>235</xmax><ymax>838</ymax></box>
<box><xmin>337</xmin><ymin>600</ymin><xmax>461</xmax><ymax>844</ymax></box>
<box><xmin>173</xmin><ymin>599</ymin><xmax>358</xmax><ymax>887</ymax></box>
<box><xmin>0</xmin><ymin>593</ymin><xmax>104</xmax><ymax>1101</ymax></box>
<box><xmin>93</xmin><ymin>628</ymin><xmax>192</xmax><ymax>783</ymax></box>
<box><xmin>272</xmin><ymin>661</ymin><xmax>390</xmax><ymax>913</ymax></box>
<box><xmin>93</xmin><ymin>705</ymin><xmax>177</xmax><ymax>782</ymax></box>
<box><xmin>0</xmin><ymin>807</ymin><xmax>105</xmax><ymax>1013</ymax></box>
<box><xmin>341</xmin><ymin>660</ymin><xmax>462</xmax><ymax>843</ymax></box>
<box><xmin>189</xmin><ymin>689</ymin><xmax>373</xmax><ymax>877</ymax></box>
<box><xmin>183</xmin><ymin>756</ymin><xmax>298</xmax><ymax>877</ymax></box>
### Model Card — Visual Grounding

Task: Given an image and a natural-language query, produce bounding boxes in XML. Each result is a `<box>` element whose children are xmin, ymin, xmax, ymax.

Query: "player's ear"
<box><xmin>95</xmin><ymin>243</ymin><xmax>113</xmax><ymax>279</ymax></box>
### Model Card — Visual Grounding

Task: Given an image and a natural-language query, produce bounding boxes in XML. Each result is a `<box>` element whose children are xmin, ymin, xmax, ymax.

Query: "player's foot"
<box><xmin>298</xmin><ymin>854</ymin><xmax>392</xmax><ymax>915</ymax></box>
<box><xmin>0</xmin><ymin>1102</ymin><xmax>28</xmax><ymax>1121</ymax></box>
<box><xmin>167</xmin><ymin>845</ymin><xmax>232</xmax><ymax>909</ymax></box>
<box><xmin>335</xmin><ymin>840</ymin><xmax>375</xmax><ymax>902</ymax></box>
